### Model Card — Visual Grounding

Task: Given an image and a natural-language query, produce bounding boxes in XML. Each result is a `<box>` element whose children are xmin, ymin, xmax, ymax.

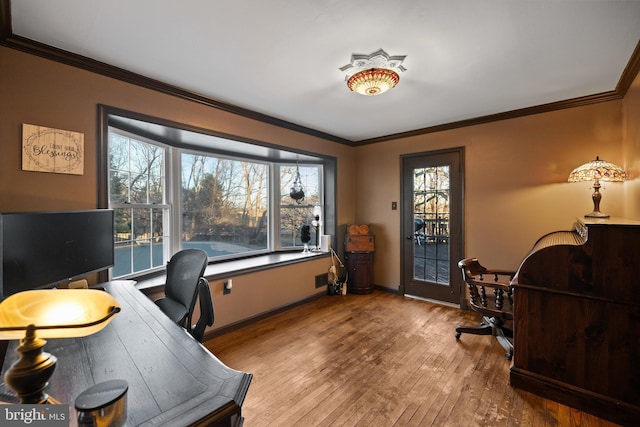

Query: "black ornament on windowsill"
<box><xmin>290</xmin><ymin>164</ymin><xmax>305</xmax><ymax>204</ymax></box>
<box><xmin>300</xmin><ymin>224</ymin><xmax>311</xmax><ymax>253</ymax></box>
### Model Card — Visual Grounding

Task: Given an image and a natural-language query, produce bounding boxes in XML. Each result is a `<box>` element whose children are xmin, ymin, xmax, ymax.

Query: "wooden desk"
<box><xmin>510</xmin><ymin>219</ymin><xmax>640</xmax><ymax>426</ymax></box>
<box><xmin>2</xmin><ymin>281</ymin><xmax>252</xmax><ymax>427</ymax></box>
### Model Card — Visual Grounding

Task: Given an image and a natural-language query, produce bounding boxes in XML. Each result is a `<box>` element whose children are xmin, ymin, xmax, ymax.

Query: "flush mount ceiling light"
<box><xmin>340</xmin><ymin>49</ymin><xmax>407</xmax><ymax>96</ymax></box>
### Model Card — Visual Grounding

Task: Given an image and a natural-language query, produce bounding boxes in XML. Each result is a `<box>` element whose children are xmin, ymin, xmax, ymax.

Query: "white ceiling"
<box><xmin>9</xmin><ymin>0</ymin><xmax>640</xmax><ymax>142</ymax></box>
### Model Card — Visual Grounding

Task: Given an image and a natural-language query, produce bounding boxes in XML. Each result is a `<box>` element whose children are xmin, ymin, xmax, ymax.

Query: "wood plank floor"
<box><xmin>205</xmin><ymin>290</ymin><xmax>620</xmax><ymax>427</ymax></box>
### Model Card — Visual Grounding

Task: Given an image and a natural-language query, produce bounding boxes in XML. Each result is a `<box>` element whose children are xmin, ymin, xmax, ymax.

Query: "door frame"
<box><xmin>400</xmin><ymin>147</ymin><xmax>465</xmax><ymax>306</ymax></box>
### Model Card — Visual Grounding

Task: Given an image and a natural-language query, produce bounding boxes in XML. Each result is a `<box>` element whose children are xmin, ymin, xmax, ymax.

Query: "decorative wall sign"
<box><xmin>22</xmin><ymin>124</ymin><xmax>84</xmax><ymax>175</ymax></box>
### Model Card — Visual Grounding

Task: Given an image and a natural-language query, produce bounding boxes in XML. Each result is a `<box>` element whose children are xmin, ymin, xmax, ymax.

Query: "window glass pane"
<box><xmin>130</xmin><ymin>173</ymin><xmax>149</xmax><ymax>204</ymax></box>
<box><xmin>147</xmin><ymin>145</ymin><xmax>165</xmax><ymax>203</ymax></box>
<box><xmin>114</xmin><ymin>206</ymin><xmax>168</xmax><ymax>276</ymax></box>
<box><xmin>149</xmin><ymin>174</ymin><xmax>164</xmax><ymax>204</ymax></box>
<box><xmin>279</xmin><ymin>165</ymin><xmax>321</xmax><ymax>248</ymax></box>
<box><xmin>151</xmin><ymin>208</ymin><xmax>165</xmax><ymax>268</ymax></box>
<box><xmin>413</xmin><ymin>166</ymin><xmax>450</xmax><ymax>284</ymax></box>
<box><xmin>114</xmin><ymin>208</ymin><xmax>132</xmax><ymax>277</ymax></box>
<box><xmin>109</xmin><ymin>133</ymin><xmax>130</xmax><ymax>171</ymax></box>
<box><xmin>109</xmin><ymin>170</ymin><xmax>129</xmax><ymax>204</ymax></box>
<box><xmin>109</xmin><ymin>130</ymin><xmax>168</xmax><ymax>278</ymax></box>
<box><xmin>129</xmin><ymin>139</ymin><xmax>149</xmax><ymax>173</ymax></box>
<box><xmin>280</xmin><ymin>165</ymin><xmax>320</xmax><ymax>206</ymax></box>
<box><xmin>280</xmin><ymin>206</ymin><xmax>316</xmax><ymax>247</ymax></box>
<box><xmin>181</xmin><ymin>153</ymin><xmax>269</xmax><ymax>258</ymax></box>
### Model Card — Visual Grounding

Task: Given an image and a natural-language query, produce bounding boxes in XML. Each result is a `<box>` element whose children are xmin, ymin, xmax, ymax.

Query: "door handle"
<box><xmin>406</xmin><ymin>235</ymin><xmax>413</xmax><ymax>240</ymax></box>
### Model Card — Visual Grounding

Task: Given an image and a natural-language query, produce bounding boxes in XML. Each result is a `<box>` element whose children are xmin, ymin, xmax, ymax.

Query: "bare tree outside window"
<box><xmin>181</xmin><ymin>153</ymin><xmax>268</xmax><ymax>258</ymax></box>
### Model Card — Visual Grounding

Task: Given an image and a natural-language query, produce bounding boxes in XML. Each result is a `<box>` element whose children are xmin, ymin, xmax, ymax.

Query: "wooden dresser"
<box><xmin>510</xmin><ymin>218</ymin><xmax>640</xmax><ymax>426</ymax></box>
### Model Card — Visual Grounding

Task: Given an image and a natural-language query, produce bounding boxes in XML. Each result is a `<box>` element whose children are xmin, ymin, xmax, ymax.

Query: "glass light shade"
<box><xmin>568</xmin><ymin>156</ymin><xmax>626</xmax><ymax>182</ymax></box>
<box><xmin>347</xmin><ymin>68</ymin><xmax>400</xmax><ymax>96</ymax></box>
<box><xmin>0</xmin><ymin>289</ymin><xmax>121</xmax><ymax>340</ymax></box>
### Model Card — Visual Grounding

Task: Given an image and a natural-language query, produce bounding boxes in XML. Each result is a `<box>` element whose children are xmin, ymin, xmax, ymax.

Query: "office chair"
<box><xmin>456</xmin><ymin>258</ymin><xmax>516</xmax><ymax>360</ymax></box>
<box><xmin>154</xmin><ymin>249</ymin><xmax>208</xmax><ymax>329</ymax></box>
<box><xmin>188</xmin><ymin>277</ymin><xmax>215</xmax><ymax>343</ymax></box>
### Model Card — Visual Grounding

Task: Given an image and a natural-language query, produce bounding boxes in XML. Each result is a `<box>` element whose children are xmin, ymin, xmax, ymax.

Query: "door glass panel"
<box><xmin>413</xmin><ymin>166</ymin><xmax>450</xmax><ymax>284</ymax></box>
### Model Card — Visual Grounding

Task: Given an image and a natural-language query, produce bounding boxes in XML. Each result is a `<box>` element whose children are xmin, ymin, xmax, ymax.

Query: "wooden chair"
<box><xmin>456</xmin><ymin>258</ymin><xmax>516</xmax><ymax>360</ymax></box>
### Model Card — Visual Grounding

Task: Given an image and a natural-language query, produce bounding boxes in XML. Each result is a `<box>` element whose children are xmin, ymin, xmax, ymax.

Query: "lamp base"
<box><xmin>585</xmin><ymin>180</ymin><xmax>609</xmax><ymax>219</ymax></box>
<box><xmin>585</xmin><ymin>211</ymin><xmax>609</xmax><ymax>218</ymax></box>
<box><xmin>3</xmin><ymin>326</ymin><xmax>59</xmax><ymax>404</ymax></box>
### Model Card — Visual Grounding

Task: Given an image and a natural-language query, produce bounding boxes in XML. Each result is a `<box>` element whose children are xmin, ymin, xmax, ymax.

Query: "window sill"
<box><xmin>134</xmin><ymin>250</ymin><xmax>329</xmax><ymax>292</ymax></box>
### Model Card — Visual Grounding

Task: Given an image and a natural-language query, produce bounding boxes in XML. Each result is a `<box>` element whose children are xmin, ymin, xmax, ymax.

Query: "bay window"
<box><xmin>102</xmin><ymin>107</ymin><xmax>335</xmax><ymax>280</ymax></box>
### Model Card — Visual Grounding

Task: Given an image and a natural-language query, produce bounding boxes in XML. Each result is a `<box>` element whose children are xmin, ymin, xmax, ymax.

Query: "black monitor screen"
<box><xmin>0</xmin><ymin>209</ymin><xmax>114</xmax><ymax>299</ymax></box>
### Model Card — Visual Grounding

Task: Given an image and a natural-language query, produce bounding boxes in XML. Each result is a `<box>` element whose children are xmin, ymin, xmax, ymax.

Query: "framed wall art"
<box><xmin>22</xmin><ymin>123</ymin><xmax>84</xmax><ymax>175</ymax></box>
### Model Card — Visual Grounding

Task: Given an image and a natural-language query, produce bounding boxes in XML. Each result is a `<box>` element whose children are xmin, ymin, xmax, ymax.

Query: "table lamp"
<box><xmin>0</xmin><ymin>289</ymin><xmax>121</xmax><ymax>404</ymax></box>
<box><xmin>568</xmin><ymin>156</ymin><xmax>626</xmax><ymax>218</ymax></box>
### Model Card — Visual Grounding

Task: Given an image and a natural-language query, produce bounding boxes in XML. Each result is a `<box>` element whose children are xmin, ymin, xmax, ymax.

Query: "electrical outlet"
<box><xmin>223</xmin><ymin>279</ymin><xmax>232</xmax><ymax>295</ymax></box>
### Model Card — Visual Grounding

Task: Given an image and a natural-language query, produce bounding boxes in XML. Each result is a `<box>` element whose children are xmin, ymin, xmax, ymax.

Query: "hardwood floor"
<box><xmin>205</xmin><ymin>290</ymin><xmax>620</xmax><ymax>427</ymax></box>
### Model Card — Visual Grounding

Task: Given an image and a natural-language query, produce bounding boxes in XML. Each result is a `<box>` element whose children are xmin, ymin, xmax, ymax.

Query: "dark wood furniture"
<box><xmin>1</xmin><ymin>281</ymin><xmax>252</xmax><ymax>427</ymax></box>
<box><xmin>345</xmin><ymin>252</ymin><xmax>374</xmax><ymax>294</ymax></box>
<box><xmin>510</xmin><ymin>218</ymin><xmax>640</xmax><ymax>426</ymax></box>
<box><xmin>456</xmin><ymin>258</ymin><xmax>516</xmax><ymax>360</ymax></box>
<box><xmin>345</xmin><ymin>225</ymin><xmax>375</xmax><ymax>294</ymax></box>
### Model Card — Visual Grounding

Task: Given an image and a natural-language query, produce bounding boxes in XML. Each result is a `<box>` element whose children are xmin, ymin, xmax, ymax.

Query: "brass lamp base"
<box><xmin>584</xmin><ymin>211</ymin><xmax>609</xmax><ymax>218</ymax></box>
<box><xmin>3</xmin><ymin>325</ymin><xmax>59</xmax><ymax>404</ymax></box>
<box><xmin>584</xmin><ymin>178</ymin><xmax>609</xmax><ymax>219</ymax></box>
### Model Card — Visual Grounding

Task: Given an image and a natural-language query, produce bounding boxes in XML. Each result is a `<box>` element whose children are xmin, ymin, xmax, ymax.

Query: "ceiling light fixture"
<box><xmin>340</xmin><ymin>49</ymin><xmax>407</xmax><ymax>96</ymax></box>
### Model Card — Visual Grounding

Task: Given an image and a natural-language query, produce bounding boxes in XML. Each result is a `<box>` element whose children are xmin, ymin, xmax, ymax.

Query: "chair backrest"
<box><xmin>165</xmin><ymin>249</ymin><xmax>208</xmax><ymax>318</ymax></box>
<box><xmin>189</xmin><ymin>277</ymin><xmax>215</xmax><ymax>343</ymax></box>
<box><xmin>458</xmin><ymin>257</ymin><xmax>515</xmax><ymax>320</ymax></box>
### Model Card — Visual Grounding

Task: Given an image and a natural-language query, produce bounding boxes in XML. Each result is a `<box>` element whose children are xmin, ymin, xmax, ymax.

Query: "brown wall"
<box><xmin>2</xmin><ymin>45</ymin><xmax>639</xmax><ymax>327</ymax></box>
<box><xmin>355</xmin><ymin>96</ymin><xmax>635</xmax><ymax>291</ymax></box>
<box><xmin>0</xmin><ymin>46</ymin><xmax>356</xmax><ymax>330</ymax></box>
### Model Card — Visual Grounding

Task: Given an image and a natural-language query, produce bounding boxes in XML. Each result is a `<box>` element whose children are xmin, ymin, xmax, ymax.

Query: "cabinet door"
<box><xmin>347</xmin><ymin>252</ymin><xmax>373</xmax><ymax>294</ymax></box>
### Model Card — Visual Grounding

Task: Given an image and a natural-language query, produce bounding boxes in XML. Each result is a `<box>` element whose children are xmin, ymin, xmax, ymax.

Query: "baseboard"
<box><xmin>372</xmin><ymin>284</ymin><xmax>401</xmax><ymax>295</ymax></box>
<box><xmin>510</xmin><ymin>367</ymin><xmax>640</xmax><ymax>426</ymax></box>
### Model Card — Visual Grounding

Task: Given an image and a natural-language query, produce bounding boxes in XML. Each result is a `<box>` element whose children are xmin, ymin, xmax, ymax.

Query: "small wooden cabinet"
<box><xmin>345</xmin><ymin>224</ymin><xmax>375</xmax><ymax>294</ymax></box>
<box><xmin>346</xmin><ymin>252</ymin><xmax>374</xmax><ymax>294</ymax></box>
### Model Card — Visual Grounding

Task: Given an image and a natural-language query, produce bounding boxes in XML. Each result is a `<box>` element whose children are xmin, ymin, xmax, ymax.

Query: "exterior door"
<box><xmin>401</xmin><ymin>148</ymin><xmax>464</xmax><ymax>305</ymax></box>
